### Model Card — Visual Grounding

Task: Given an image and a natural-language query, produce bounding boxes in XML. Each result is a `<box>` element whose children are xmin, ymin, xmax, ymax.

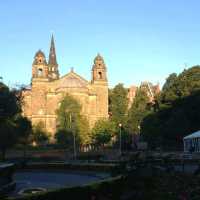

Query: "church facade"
<box><xmin>22</xmin><ymin>36</ymin><xmax>108</xmax><ymax>137</ymax></box>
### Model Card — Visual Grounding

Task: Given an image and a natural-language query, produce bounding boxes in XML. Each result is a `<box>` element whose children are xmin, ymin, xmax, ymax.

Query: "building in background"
<box><xmin>22</xmin><ymin>36</ymin><xmax>108</xmax><ymax>137</ymax></box>
<box><xmin>127</xmin><ymin>82</ymin><xmax>160</xmax><ymax>108</ymax></box>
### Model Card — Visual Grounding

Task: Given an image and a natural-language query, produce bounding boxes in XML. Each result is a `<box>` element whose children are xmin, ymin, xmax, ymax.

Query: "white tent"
<box><xmin>183</xmin><ymin>130</ymin><xmax>200</xmax><ymax>152</ymax></box>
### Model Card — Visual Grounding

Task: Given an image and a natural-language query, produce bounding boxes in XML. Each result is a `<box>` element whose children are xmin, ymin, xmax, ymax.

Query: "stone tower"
<box><xmin>48</xmin><ymin>35</ymin><xmax>59</xmax><ymax>80</ymax></box>
<box><xmin>92</xmin><ymin>53</ymin><xmax>107</xmax><ymax>83</ymax></box>
<box><xmin>91</xmin><ymin>54</ymin><xmax>108</xmax><ymax>119</ymax></box>
<box><xmin>31</xmin><ymin>50</ymin><xmax>49</xmax><ymax>129</ymax></box>
<box><xmin>32</xmin><ymin>50</ymin><xmax>49</xmax><ymax>79</ymax></box>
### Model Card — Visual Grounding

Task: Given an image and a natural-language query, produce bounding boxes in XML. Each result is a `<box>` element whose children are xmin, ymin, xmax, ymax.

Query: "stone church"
<box><xmin>22</xmin><ymin>36</ymin><xmax>108</xmax><ymax>137</ymax></box>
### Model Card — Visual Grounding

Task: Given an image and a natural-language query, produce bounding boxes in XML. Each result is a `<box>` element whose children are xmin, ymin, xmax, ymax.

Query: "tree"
<box><xmin>161</xmin><ymin>73</ymin><xmax>179</xmax><ymax>104</ymax></box>
<box><xmin>161</xmin><ymin>66</ymin><xmax>200</xmax><ymax>104</ymax></box>
<box><xmin>126</xmin><ymin>88</ymin><xmax>150</xmax><ymax>135</ymax></box>
<box><xmin>55</xmin><ymin>129</ymin><xmax>74</xmax><ymax>148</ymax></box>
<box><xmin>15</xmin><ymin>116</ymin><xmax>32</xmax><ymax>158</ymax></box>
<box><xmin>32</xmin><ymin>122</ymin><xmax>49</xmax><ymax>145</ymax></box>
<box><xmin>91</xmin><ymin>119</ymin><xmax>116</xmax><ymax>147</ymax></box>
<box><xmin>0</xmin><ymin>82</ymin><xmax>21</xmax><ymax>120</ymax></box>
<box><xmin>142</xmin><ymin>66</ymin><xmax>200</xmax><ymax>149</ymax></box>
<box><xmin>0</xmin><ymin>82</ymin><xmax>21</xmax><ymax>160</ymax></box>
<box><xmin>162</xmin><ymin>73</ymin><xmax>178</xmax><ymax>91</ymax></box>
<box><xmin>0</xmin><ymin>120</ymin><xmax>16</xmax><ymax>160</ymax></box>
<box><xmin>78</xmin><ymin>116</ymin><xmax>91</xmax><ymax>146</ymax></box>
<box><xmin>56</xmin><ymin>94</ymin><xmax>81</xmax><ymax>131</ymax></box>
<box><xmin>56</xmin><ymin>94</ymin><xmax>91</xmax><ymax>148</ymax></box>
<box><xmin>109</xmin><ymin>84</ymin><xmax>128</xmax><ymax>126</ymax></box>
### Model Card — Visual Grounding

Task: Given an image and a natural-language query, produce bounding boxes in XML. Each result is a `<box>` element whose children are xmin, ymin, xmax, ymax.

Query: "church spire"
<box><xmin>48</xmin><ymin>34</ymin><xmax>58</xmax><ymax>67</ymax></box>
<box><xmin>48</xmin><ymin>34</ymin><xmax>59</xmax><ymax>79</ymax></box>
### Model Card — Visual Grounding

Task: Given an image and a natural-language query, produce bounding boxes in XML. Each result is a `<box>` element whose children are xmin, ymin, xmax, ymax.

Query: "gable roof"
<box><xmin>56</xmin><ymin>71</ymin><xmax>89</xmax><ymax>89</ymax></box>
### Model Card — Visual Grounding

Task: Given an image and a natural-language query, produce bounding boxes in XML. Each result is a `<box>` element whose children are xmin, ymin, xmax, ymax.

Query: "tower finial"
<box><xmin>70</xmin><ymin>67</ymin><xmax>74</xmax><ymax>72</ymax></box>
<box><xmin>48</xmin><ymin>34</ymin><xmax>59</xmax><ymax>79</ymax></box>
<box><xmin>48</xmin><ymin>34</ymin><xmax>57</xmax><ymax>66</ymax></box>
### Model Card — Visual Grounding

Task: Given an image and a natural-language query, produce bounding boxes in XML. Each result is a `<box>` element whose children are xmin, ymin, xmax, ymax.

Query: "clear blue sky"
<box><xmin>1</xmin><ymin>0</ymin><xmax>200</xmax><ymax>88</ymax></box>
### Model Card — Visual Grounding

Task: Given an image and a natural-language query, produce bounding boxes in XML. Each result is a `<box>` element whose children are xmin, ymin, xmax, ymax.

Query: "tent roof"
<box><xmin>183</xmin><ymin>130</ymin><xmax>200</xmax><ymax>140</ymax></box>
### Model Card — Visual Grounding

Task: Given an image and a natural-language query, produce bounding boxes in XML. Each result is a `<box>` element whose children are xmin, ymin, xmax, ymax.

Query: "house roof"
<box><xmin>183</xmin><ymin>130</ymin><xmax>200</xmax><ymax>140</ymax></box>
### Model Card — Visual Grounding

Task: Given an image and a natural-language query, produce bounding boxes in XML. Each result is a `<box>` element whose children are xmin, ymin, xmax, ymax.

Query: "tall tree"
<box><xmin>78</xmin><ymin>116</ymin><xmax>91</xmax><ymax>146</ymax></box>
<box><xmin>161</xmin><ymin>66</ymin><xmax>200</xmax><ymax>104</ymax></box>
<box><xmin>32</xmin><ymin>122</ymin><xmax>49</xmax><ymax>145</ymax></box>
<box><xmin>91</xmin><ymin>119</ymin><xmax>116</xmax><ymax>147</ymax></box>
<box><xmin>15</xmin><ymin>116</ymin><xmax>32</xmax><ymax>158</ymax></box>
<box><xmin>110</xmin><ymin>83</ymin><xmax>128</xmax><ymax>126</ymax></box>
<box><xmin>142</xmin><ymin>66</ymin><xmax>200</xmax><ymax>149</ymax></box>
<box><xmin>56</xmin><ymin>94</ymin><xmax>81</xmax><ymax>131</ymax></box>
<box><xmin>0</xmin><ymin>82</ymin><xmax>20</xmax><ymax>120</ymax></box>
<box><xmin>56</xmin><ymin>94</ymin><xmax>91</xmax><ymax>147</ymax></box>
<box><xmin>126</xmin><ymin>88</ymin><xmax>150</xmax><ymax>135</ymax></box>
<box><xmin>55</xmin><ymin>129</ymin><xmax>74</xmax><ymax>148</ymax></box>
<box><xmin>0</xmin><ymin>82</ymin><xmax>21</xmax><ymax>159</ymax></box>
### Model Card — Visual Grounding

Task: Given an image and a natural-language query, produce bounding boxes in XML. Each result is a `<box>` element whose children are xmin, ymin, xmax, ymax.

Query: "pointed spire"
<box><xmin>48</xmin><ymin>35</ymin><xmax>59</xmax><ymax>79</ymax></box>
<box><xmin>48</xmin><ymin>34</ymin><xmax>58</xmax><ymax>67</ymax></box>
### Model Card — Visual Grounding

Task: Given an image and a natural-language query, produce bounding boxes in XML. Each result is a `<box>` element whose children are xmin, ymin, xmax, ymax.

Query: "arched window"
<box><xmin>98</xmin><ymin>71</ymin><xmax>102</xmax><ymax>79</ymax></box>
<box><xmin>38</xmin><ymin>68</ymin><xmax>43</xmax><ymax>76</ymax></box>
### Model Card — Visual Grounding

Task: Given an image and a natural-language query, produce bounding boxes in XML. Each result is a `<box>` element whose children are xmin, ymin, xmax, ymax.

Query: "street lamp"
<box><xmin>119</xmin><ymin>123</ymin><xmax>122</xmax><ymax>156</ymax></box>
<box><xmin>69</xmin><ymin>113</ymin><xmax>76</xmax><ymax>160</ymax></box>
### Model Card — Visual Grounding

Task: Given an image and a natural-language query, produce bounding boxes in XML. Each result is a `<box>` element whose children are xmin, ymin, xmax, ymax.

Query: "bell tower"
<box><xmin>91</xmin><ymin>53</ymin><xmax>108</xmax><ymax>121</ymax></box>
<box><xmin>32</xmin><ymin>50</ymin><xmax>49</xmax><ymax>80</ymax></box>
<box><xmin>92</xmin><ymin>53</ymin><xmax>107</xmax><ymax>83</ymax></box>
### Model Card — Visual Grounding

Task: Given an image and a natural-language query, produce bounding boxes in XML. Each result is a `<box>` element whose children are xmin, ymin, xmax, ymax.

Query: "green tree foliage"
<box><xmin>142</xmin><ymin>66</ymin><xmax>200</xmax><ymax>149</ymax></box>
<box><xmin>56</xmin><ymin>94</ymin><xmax>81</xmax><ymax>130</ymax></box>
<box><xmin>0</xmin><ymin>82</ymin><xmax>21</xmax><ymax>120</ymax></box>
<box><xmin>0</xmin><ymin>120</ymin><xmax>16</xmax><ymax>160</ymax></box>
<box><xmin>161</xmin><ymin>66</ymin><xmax>200</xmax><ymax>104</ymax></box>
<box><xmin>109</xmin><ymin>84</ymin><xmax>128</xmax><ymax>125</ymax></box>
<box><xmin>32</xmin><ymin>122</ymin><xmax>49</xmax><ymax>145</ymax></box>
<box><xmin>15</xmin><ymin>116</ymin><xmax>32</xmax><ymax>158</ymax></box>
<box><xmin>161</xmin><ymin>73</ymin><xmax>179</xmax><ymax>104</ymax></box>
<box><xmin>78</xmin><ymin>116</ymin><xmax>91</xmax><ymax>146</ymax></box>
<box><xmin>15</xmin><ymin>116</ymin><xmax>32</xmax><ymax>143</ymax></box>
<box><xmin>126</xmin><ymin>88</ymin><xmax>150</xmax><ymax>135</ymax></box>
<box><xmin>0</xmin><ymin>82</ymin><xmax>22</xmax><ymax>159</ymax></box>
<box><xmin>56</xmin><ymin>94</ymin><xmax>91</xmax><ymax>146</ymax></box>
<box><xmin>55</xmin><ymin>129</ymin><xmax>74</xmax><ymax>148</ymax></box>
<box><xmin>92</xmin><ymin>119</ymin><xmax>116</xmax><ymax>147</ymax></box>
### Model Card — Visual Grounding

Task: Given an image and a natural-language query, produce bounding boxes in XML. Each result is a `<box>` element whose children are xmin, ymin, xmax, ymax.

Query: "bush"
<box><xmin>32</xmin><ymin>122</ymin><xmax>50</xmax><ymax>146</ymax></box>
<box><xmin>54</xmin><ymin>129</ymin><xmax>74</xmax><ymax>148</ymax></box>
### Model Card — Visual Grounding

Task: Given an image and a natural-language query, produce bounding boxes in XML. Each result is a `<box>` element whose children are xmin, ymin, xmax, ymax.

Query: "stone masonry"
<box><xmin>22</xmin><ymin>35</ymin><xmax>108</xmax><ymax>138</ymax></box>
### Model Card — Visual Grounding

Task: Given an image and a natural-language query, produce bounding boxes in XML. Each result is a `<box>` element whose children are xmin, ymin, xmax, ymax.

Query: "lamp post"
<box><xmin>119</xmin><ymin>123</ymin><xmax>122</xmax><ymax>156</ymax></box>
<box><xmin>70</xmin><ymin>113</ymin><xmax>76</xmax><ymax>160</ymax></box>
<box><xmin>73</xmin><ymin>123</ymin><xmax>77</xmax><ymax>160</ymax></box>
<box><xmin>138</xmin><ymin>125</ymin><xmax>141</xmax><ymax>142</ymax></box>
